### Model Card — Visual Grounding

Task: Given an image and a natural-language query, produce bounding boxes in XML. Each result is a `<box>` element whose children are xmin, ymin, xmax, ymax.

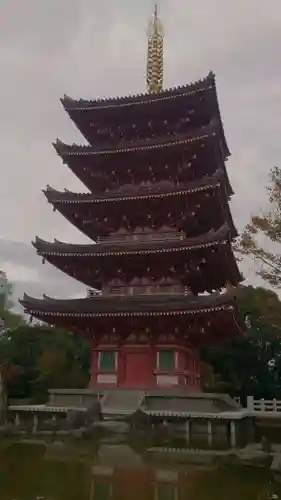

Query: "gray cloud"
<box><xmin>0</xmin><ymin>0</ymin><xmax>280</xmax><ymax>302</ymax></box>
<box><xmin>0</xmin><ymin>239</ymin><xmax>84</xmax><ymax>311</ymax></box>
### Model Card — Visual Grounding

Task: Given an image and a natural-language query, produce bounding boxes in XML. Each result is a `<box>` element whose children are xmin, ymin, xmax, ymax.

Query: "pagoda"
<box><xmin>20</xmin><ymin>5</ymin><xmax>245</xmax><ymax>391</ymax></box>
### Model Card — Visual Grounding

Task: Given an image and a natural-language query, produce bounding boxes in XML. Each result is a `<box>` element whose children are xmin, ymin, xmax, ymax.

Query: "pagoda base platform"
<box><xmin>46</xmin><ymin>387</ymin><xmax>244</xmax><ymax>421</ymax></box>
<box><xmin>8</xmin><ymin>388</ymin><xmax>251</xmax><ymax>447</ymax></box>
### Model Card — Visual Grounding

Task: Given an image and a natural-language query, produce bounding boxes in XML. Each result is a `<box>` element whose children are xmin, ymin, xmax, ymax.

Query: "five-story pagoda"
<box><xmin>21</xmin><ymin>6</ymin><xmax>245</xmax><ymax>391</ymax></box>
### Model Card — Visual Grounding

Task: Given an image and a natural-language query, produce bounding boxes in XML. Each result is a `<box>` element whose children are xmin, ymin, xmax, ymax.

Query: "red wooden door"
<box><xmin>123</xmin><ymin>351</ymin><xmax>150</xmax><ymax>388</ymax></box>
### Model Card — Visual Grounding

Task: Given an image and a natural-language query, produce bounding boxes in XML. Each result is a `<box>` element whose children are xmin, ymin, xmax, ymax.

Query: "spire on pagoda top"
<box><xmin>146</xmin><ymin>3</ymin><xmax>164</xmax><ymax>94</ymax></box>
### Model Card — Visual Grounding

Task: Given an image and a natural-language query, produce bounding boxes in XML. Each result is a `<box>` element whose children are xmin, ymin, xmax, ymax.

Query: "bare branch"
<box><xmin>237</xmin><ymin>166</ymin><xmax>281</xmax><ymax>288</ymax></box>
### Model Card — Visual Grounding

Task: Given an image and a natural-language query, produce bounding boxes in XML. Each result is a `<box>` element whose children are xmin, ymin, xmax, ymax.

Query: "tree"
<box><xmin>0</xmin><ymin>271</ymin><xmax>24</xmax><ymax>330</ymax></box>
<box><xmin>0</xmin><ymin>270</ymin><xmax>90</xmax><ymax>401</ymax></box>
<box><xmin>1</xmin><ymin>309</ymin><xmax>25</xmax><ymax>330</ymax></box>
<box><xmin>0</xmin><ymin>325</ymin><xmax>90</xmax><ymax>401</ymax></box>
<box><xmin>237</xmin><ymin>166</ymin><xmax>281</xmax><ymax>287</ymax></box>
<box><xmin>0</xmin><ymin>271</ymin><xmax>12</xmax><ymax>310</ymax></box>
<box><xmin>202</xmin><ymin>286</ymin><xmax>281</xmax><ymax>400</ymax></box>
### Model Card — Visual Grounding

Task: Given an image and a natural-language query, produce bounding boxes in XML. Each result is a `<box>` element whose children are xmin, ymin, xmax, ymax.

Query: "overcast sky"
<box><xmin>0</xmin><ymin>0</ymin><xmax>280</xmax><ymax>306</ymax></box>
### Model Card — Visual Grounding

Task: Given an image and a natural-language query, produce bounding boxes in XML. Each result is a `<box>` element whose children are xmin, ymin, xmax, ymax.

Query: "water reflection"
<box><xmin>0</xmin><ymin>439</ymin><xmax>280</xmax><ymax>499</ymax></box>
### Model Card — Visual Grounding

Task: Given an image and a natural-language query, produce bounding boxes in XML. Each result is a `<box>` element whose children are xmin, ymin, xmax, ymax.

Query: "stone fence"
<box><xmin>246</xmin><ymin>396</ymin><xmax>281</xmax><ymax>414</ymax></box>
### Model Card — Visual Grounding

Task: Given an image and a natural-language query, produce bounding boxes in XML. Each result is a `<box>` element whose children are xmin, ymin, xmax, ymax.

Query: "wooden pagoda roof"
<box><xmin>61</xmin><ymin>72</ymin><xmax>216</xmax><ymax>111</ymax></box>
<box><xmin>53</xmin><ymin>120</ymin><xmax>219</xmax><ymax>158</ymax></box>
<box><xmin>43</xmin><ymin>170</ymin><xmax>237</xmax><ymax>242</ymax></box>
<box><xmin>32</xmin><ymin>224</ymin><xmax>232</xmax><ymax>257</ymax></box>
<box><xmin>43</xmin><ymin>169</ymin><xmax>226</xmax><ymax>205</ymax></box>
<box><xmin>20</xmin><ymin>290</ymin><xmax>240</xmax><ymax>318</ymax></box>
<box><xmin>33</xmin><ymin>242</ymin><xmax>242</xmax><ymax>294</ymax></box>
<box><xmin>32</xmin><ymin>224</ymin><xmax>242</xmax><ymax>291</ymax></box>
<box><xmin>60</xmin><ymin>72</ymin><xmax>230</xmax><ymax>161</ymax></box>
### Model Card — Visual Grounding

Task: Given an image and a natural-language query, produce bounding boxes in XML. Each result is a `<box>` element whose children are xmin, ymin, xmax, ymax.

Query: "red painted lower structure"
<box><xmin>90</xmin><ymin>344</ymin><xmax>201</xmax><ymax>390</ymax></box>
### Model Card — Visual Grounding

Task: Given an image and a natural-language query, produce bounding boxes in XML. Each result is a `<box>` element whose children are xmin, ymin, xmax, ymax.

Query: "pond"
<box><xmin>0</xmin><ymin>437</ymin><xmax>280</xmax><ymax>500</ymax></box>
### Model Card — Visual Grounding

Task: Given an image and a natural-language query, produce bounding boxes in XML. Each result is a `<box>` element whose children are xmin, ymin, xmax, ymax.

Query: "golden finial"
<box><xmin>146</xmin><ymin>3</ymin><xmax>164</xmax><ymax>94</ymax></box>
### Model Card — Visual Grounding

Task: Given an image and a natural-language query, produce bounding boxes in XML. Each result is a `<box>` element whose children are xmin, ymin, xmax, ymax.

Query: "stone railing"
<box><xmin>246</xmin><ymin>396</ymin><xmax>281</xmax><ymax>413</ymax></box>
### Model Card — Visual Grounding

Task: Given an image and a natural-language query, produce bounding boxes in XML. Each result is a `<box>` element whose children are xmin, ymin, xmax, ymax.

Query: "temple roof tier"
<box><xmin>43</xmin><ymin>171</ymin><xmax>237</xmax><ymax>242</ymax></box>
<box><xmin>53</xmin><ymin>120</ymin><xmax>218</xmax><ymax>157</ymax></box>
<box><xmin>33</xmin><ymin>223</ymin><xmax>230</xmax><ymax>256</ymax></box>
<box><xmin>53</xmin><ymin>126</ymin><xmax>233</xmax><ymax>198</ymax></box>
<box><xmin>44</xmin><ymin>168</ymin><xmax>224</xmax><ymax>204</ymax></box>
<box><xmin>60</xmin><ymin>73</ymin><xmax>229</xmax><ymax>158</ymax></box>
<box><xmin>19</xmin><ymin>291</ymin><xmax>245</xmax><ymax>344</ymax></box>
<box><xmin>61</xmin><ymin>72</ymin><xmax>216</xmax><ymax>111</ymax></box>
<box><xmin>32</xmin><ymin>224</ymin><xmax>242</xmax><ymax>293</ymax></box>
<box><xmin>20</xmin><ymin>290</ymin><xmax>237</xmax><ymax>316</ymax></box>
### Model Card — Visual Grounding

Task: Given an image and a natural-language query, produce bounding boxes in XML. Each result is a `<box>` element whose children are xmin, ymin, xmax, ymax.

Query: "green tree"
<box><xmin>0</xmin><ymin>270</ymin><xmax>91</xmax><ymax>401</ymax></box>
<box><xmin>237</xmin><ymin>166</ymin><xmax>281</xmax><ymax>287</ymax></box>
<box><xmin>1</xmin><ymin>309</ymin><xmax>25</xmax><ymax>330</ymax></box>
<box><xmin>0</xmin><ymin>271</ymin><xmax>12</xmax><ymax>310</ymax></box>
<box><xmin>0</xmin><ymin>325</ymin><xmax>90</xmax><ymax>401</ymax></box>
<box><xmin>0</xmin><ymin>271</ymin><xmax>24</xmax><ymax>329</ymax></box>
<box><xmin>202</xmin><ymin>286</ymin><xmax>281</xmax><ymax>400</ymax></box>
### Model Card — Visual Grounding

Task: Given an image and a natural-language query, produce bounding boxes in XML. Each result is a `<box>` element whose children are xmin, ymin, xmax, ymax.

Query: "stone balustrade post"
<box><xmin>246</xmin><ymin>396</ymin><xmax>254</xmax><ymax>412</ymax></box>
<box><xmin>230</xmin><ymin>420</ymin><xmax>236</xmax><ymax>448</ymax></box>
<box><xmin>185</xmin><ymin>419</ymin><xmax>190</xmax><ymax>443</ymax></box>
<box><xmin>15</xmin><ymin>413</ymin><xmax>20</xmax><ymax>427</ymax></box>
<box><xmin>32</xmin><ymin>413</ymin><xmax>38</xmax><ymax>434</ymax></box>
<box><xmin>207</xmin><ymin>420</ymin><xmax>213</xmax><ymax>446</ymax></box>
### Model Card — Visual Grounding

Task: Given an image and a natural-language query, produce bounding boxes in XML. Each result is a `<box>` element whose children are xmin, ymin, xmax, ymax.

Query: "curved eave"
<box><xmin>32</xmin><ymin>228</ymin><xmax>243</xmax><ymax>289</ymax></box>
<box><xmin>211</xmin><ymin>73</ymin><xmax>230</xmax><ymax>158</ymax></box>
<box><xmin>19</xmin><ymin>291</ymin><xmax>246</xmax><ymax>337</ymax></box>
<box><xmin>53</xmin><ymin>121</ymin><xmax>217</xmax><ymax>158</ymax></box>
<box><xmin>61</xmin><ymin>72</ymin><xmax>215</xmax><ymax>112</ymax></box>
<box><xmin>32</xmin><ymin>224</ymin><xmax>231</xmax><ymax>257</ymax></box>
<box><xmin>43</xmin><ymin>179</ymin><xmax>238</xmax><ymax>243</ymax></box>
<box><xmin>34</xmin><ymin>239</ymin><xmax>230</xmax><ymax>258</ymax></box>
<box><xmin>43</xmin><ymin>169</ymin><xmax>224</xmax><ymax>205</ymax></box>
<box><xmin>20</xmin><ymin>290</ymin><xmax>238</xmax><ymax>317</ymax></box>
<box><xmin>22</xmin><ymin>305</ymin><xmax>237</xmax><ymax>319</ymax></box>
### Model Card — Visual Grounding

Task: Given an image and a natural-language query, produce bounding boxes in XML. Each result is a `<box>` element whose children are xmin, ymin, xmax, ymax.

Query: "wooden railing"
<box><xmin>97</xmin><ymin>232</ymin><xmax>185</xmax><ymax>243</ymax></box>
<box><xmin>103</xmin><ymin>285</ymin><xmax>187</xmax><ymax>296</ymax></box>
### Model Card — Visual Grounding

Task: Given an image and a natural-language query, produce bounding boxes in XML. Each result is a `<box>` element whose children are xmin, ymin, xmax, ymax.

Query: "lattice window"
<box><xmin>157</xmin><ymin>350</ymin><xmax>175</xmax><ymax>371</ymax></box>
<box><xmin>99</xmin><ymin>351</ymin><xmax>117</xmax><ymax>372</ymax></box>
